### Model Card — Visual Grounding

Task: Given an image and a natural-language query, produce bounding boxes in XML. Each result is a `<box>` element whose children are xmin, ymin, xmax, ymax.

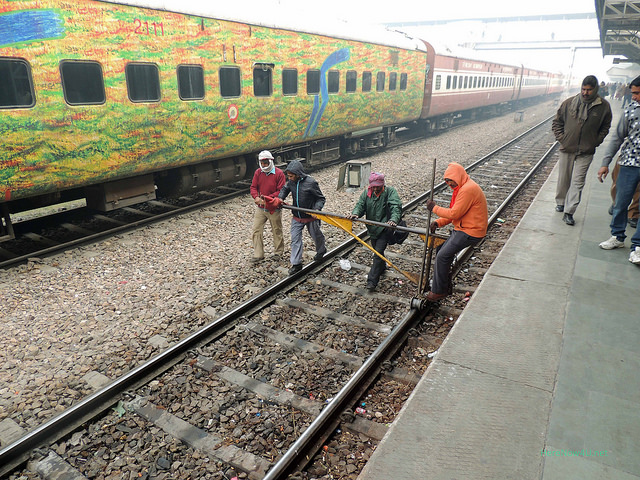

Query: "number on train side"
<box><xmin>133</xmin><ymin>19</ymin><xmax>164</xmax><ymax>36</ymax></box>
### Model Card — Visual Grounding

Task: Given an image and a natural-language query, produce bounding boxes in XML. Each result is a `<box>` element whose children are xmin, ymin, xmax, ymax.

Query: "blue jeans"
<box><xmin>611</xmin><ymin>165</ymin><xmax>640</xmax><ymax>249</ymax></box>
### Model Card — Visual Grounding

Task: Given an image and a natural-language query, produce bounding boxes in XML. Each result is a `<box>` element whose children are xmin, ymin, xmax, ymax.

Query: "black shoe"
<box><xmin>314</xmin><ymin>250</ymin><xmax>326</xmax><ymax>261</ymax></box>
<box><xmin>608</xmin><ymin>204</ymin><xmax>614</xmax><ymax>215</ymax></box>
<box><xmin>366</xmin><ymin>283</ymin><xmax>376</xmax><ymax>293</ymax></box>
<box><xmin>629</xmin><ymin>218</ymin><xmax>638</xmax><ymax>228</ymax></box>
<box><xmin>555</xmin><ymin>205</ymin><xmax>564</xmax><ymax>212</ymax></box>
<box><xmin>288</xmin><ymin>264</ymin><xmax>302</xmax><ymax>275</ymax></box>
<box><xmin>563</xmin><ymin>213</ymin><xmax>575</xmax><ymax>226</ymax></box>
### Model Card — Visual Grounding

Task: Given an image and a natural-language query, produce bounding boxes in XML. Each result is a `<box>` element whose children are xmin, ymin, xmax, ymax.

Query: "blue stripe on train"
<box><xmin>0</xmin><ymin>10</ymin><xmax>65</xmax><ymax>47</ymax></box>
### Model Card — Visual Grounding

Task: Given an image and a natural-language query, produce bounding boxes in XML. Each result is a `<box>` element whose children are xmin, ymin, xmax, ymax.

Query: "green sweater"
<box><xmin>352</xmin><ymin>186</ymin><xmax>402</xmax><ymax>239</ymax></box>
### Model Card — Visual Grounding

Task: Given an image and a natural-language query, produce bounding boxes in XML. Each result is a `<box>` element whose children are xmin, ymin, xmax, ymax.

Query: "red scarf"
<box><xmin>449</xmin><ymin>186</ymin><xmax>460</xmax><ymax>207</ymax></box>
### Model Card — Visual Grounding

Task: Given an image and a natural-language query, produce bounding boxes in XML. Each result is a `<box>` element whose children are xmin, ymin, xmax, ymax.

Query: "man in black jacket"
<box><xmin>276</xmin><ymin>160</ymin><xmax>326</xmax><ymax>275</ymax></box>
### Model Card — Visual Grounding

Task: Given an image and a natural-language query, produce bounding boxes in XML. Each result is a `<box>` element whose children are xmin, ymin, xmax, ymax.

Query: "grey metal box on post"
<box><xmin>337</xmin><ymin>160</ymin><xmax>371</xmax><ymax>191</ymax></box>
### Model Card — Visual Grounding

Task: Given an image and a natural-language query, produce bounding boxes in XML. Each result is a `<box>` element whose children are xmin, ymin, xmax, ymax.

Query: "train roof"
<box><xmin>427</xmin><ymin>40</ymin><xmax>563</xmax><ymax>76</ymax></box>
<box><xmin>102</xmin><ymin>0</ymin><xmax>428</xmax><ymax>52</ymax></box>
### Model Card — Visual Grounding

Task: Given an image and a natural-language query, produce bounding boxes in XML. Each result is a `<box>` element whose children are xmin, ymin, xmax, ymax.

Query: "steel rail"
<box><xmin>262</xmin><ymin>306</ymin><xmax>424</xmax><ymax>480</ymax></box>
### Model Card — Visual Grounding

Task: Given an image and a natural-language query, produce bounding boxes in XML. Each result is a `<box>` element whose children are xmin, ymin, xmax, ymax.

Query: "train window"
<box><xmin>283</xmin><ymin>69</ymin><xmax>298</xmax><ymax>96</ymax></box>
<box><xmin>177</xmin><ymin>65</ymin><xmax>205</xmax><ymax>101</ymax></box>
<box><xmin>376</xmin><ymin>72</ymin><xmax>385</xmax><ymax>92</ymax></box>
<box><xmin>60</xmin><ymin>60</ymin><xmax>105</xmax><ymax>105</ymax></box>
<box><xmin>446</xmin><ymin>75</ymin><xmax>451</xmax><ymax>89</ymax></box>
<box><xmin>463</xmin><ymin>76</ymin><xmax>468</xmax><ymax>89</ymax></box>
<box><xmin>220</xmin><ymin>66</ymin><xmax>241</xmax><ymax>97</ymax></box>
<box><xmin>253</xmin><ymin>64</ymin><xmax>272</xmax><ymax>97</ymax></box>
<box><xmin>473</xmin><ymin>77</ymin><xmax>478</xmax><ymax>88</ymax></box>
<box><xmin>328</xmin><ymin>70</ymin><xmax>339</xmax><ymax>94</ymax></box>
<box><xmin>126</xmin><ymin>63</ymin><xmax>160</xmax><ymax>102</ymax></box>
<box><xmin>362</xmin><ymin>71</ymin><xmax>372</xmax><ymax>92</ymax></box>
<box><xmin>400</xmin><ymin>73</ymin><xmax>407</xmax><ymax>90</ymax></box>
<box><xmin>0</xmin><ymin>58</ymin><xmax>35</xmax><ymax>108</ymax></box>
<box><xmin>435</xmin><ymin>75</ymin><xmax>441</xmax><ymax>90</ymax></box>
<box><xmin>346</xmin><ymin>70</ymin><xmax>357</xmax><ymax>93</ymax></box>
<box><xmin>389</xmin><ymin>72</ymin><xmax>397</xmax><ymax>91</ymax></box>
<box><xmin>452</xmin><ymin>76</ymin><xmax>457</xmax><ymax>89</ymax></box>
<box><xmin>307</xmin><ymin>69</ymin><xmax>320</xmax><ymax>95</ymax></box>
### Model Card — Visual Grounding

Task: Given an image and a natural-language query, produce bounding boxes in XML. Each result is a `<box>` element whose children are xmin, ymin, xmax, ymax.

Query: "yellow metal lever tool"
<box><xmin>311</xmin><ymin>212</ymin><xmax>421</xmax><ymax>286</ymax></box>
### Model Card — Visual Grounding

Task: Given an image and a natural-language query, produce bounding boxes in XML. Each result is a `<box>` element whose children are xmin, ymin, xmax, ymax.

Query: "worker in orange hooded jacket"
<box><xmin>425</xmin><ymin>162</ymin><xmax>488</xmax><ymax>301</ymax></box>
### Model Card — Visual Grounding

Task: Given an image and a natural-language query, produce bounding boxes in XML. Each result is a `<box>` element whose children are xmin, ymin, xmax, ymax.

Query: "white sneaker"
<box><xmin>630</xmin><ymin>247</ymin><xmax>640</xmax><ymax>264</ymax></box>
<box><xmin>599</xmin><ymin>236</ymin><xmax>625</xmax><ymax>250</ymax></box>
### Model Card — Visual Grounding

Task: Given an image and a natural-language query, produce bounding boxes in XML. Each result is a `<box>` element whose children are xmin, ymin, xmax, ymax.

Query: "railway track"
<box><xmin>1</xmin><ymin>118</ymin><xmax>559</xmax><ymax>479</ymax></box>
<box><xmin>0</xmin><ymin>181</ymin><xmax>253</xmax><ymax>270</ymax></box>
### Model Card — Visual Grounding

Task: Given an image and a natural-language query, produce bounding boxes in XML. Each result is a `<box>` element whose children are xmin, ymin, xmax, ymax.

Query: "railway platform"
<box><xmin>358</xmin><ymin>143</ymin><xmax>640</xmax><ymax>479</ymax></box>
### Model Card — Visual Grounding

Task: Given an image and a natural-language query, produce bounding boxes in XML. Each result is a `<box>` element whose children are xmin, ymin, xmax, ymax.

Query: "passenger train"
<box><xmin>0</xmin><ymin>0</ymin><xmax>564</xmax><ymax>240</ymax></box>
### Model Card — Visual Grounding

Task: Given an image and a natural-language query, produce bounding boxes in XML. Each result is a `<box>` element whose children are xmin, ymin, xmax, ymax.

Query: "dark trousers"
<box><xmin>367</xmin><ymin>236</ymin><xmax>389</xmax><ymax>287</ymax></box>
<box><xmin>432</xmin><ymin>230</ymin><xmax>483</xmax><ymax>294</ymax></box>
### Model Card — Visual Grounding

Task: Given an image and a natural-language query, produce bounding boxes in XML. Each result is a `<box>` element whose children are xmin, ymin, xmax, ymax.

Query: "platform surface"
<box><xmin>358</xmin><ymin>106</ymin><xmax>640</xmax><ymax>480</ymax></box>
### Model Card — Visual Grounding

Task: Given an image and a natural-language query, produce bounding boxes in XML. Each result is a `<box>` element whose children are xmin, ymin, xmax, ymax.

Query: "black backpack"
<box><xmin>385</xmin><ymin>203</ymin><xmax>409</xmax><ymax>245</ymax></box>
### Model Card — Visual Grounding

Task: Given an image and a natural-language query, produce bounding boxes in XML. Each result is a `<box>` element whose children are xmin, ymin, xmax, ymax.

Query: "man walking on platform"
<box><xmin>249</xmin><ymin>150</ymin><xmax>285</xmax><ymax>263</ymax></box>
<box><xmin>597</xmin><ymin>75</ymin><xmax>640</xmax><ymax>264</ymax></box>
<box><xmin>552</xmin><ymin>75</ymin><xmax>612</xmax><ymax>226</ymax></box>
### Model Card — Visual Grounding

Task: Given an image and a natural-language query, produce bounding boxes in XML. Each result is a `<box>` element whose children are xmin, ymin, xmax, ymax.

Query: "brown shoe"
<box><xmin>426</xmin><ymin>291</ymin><xmax>447</xmax><ymax>301</ymax></box>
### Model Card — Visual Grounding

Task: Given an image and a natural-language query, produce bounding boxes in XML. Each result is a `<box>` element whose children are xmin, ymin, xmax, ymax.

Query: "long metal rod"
<box><xmin>278</xmin><ymin>204</ymin><xmax>427</xmax><ymax>236</ymax></box>
<box><xmin>418</xmin><ymin>158</ymin><xmax>437</xmax><ymax>294</ymax></box>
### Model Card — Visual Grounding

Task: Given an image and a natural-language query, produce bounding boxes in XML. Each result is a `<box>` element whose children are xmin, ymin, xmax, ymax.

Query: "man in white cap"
<box><xmin>249</xmin><ymin>150</ymin><xmax>286</xmax><ymax>263</ymax></box>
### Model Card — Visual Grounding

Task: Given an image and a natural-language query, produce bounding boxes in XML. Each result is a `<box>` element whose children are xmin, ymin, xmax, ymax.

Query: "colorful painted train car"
<box><xmin>0</xmin><ymin>0</ymin><xmax>562</xmax><ymax>240</ymax></box>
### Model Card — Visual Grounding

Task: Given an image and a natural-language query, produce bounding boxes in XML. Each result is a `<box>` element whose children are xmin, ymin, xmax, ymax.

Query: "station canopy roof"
<box><xmin>595</xmin><ymin>0</ymin><xmax>640</xmax><ymax>65</ymax></box>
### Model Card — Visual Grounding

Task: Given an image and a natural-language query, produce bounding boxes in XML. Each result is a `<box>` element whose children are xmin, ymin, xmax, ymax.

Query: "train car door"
<box><xmin>515</xmin><ymin>66</ymin><xmax>524</xmax><ymax>101</ymax></box>
<box><xmin>418</xmin><ymin>40</ymin><xmax>436</xmax><ymax>118</ymax></box>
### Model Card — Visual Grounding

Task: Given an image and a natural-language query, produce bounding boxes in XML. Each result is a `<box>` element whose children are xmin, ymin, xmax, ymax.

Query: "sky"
<box><xmin>233</xmin><ymin>0</ymin><xmax>618</xmax><ymax>86</ymax></box>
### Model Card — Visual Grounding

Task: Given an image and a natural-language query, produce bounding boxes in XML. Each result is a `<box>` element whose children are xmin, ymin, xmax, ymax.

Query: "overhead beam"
<box><xmin>462</xmin><ymin>39</ymin><xmax>602</xmax><ymax>51</ymax></box>
<box><xmin>384</xmin><ymin>12</ymin><xmax>595</xmax><ymax>28</ymax></box>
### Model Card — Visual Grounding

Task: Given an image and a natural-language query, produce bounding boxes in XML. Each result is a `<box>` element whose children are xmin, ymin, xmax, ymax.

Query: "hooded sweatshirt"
<box><xmin>432</xmin><ymin>163</ymin><xmax>488</xmax><ymax>238</ymax></box>
<box><xmin>278</xmin><ymin>160</ymin><xmax>325</xmax><ymax>220</ymax></box>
